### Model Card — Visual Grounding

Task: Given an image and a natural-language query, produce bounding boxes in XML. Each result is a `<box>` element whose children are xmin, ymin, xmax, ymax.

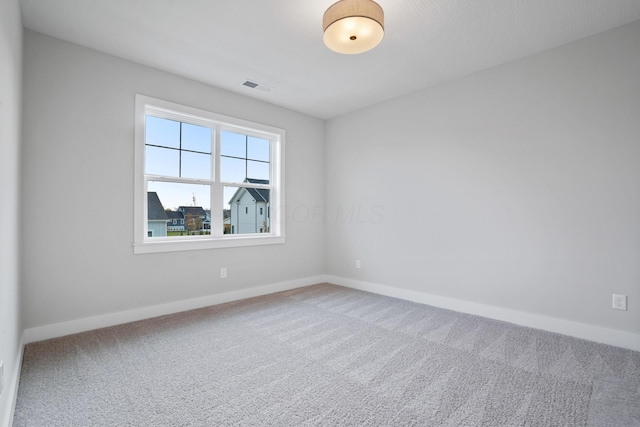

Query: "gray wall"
<box><xmin>21</xmin><ymin>31</ymin><xmax>325</xmax><ymax>329</ymax></box>
<box><xmin>326</xmin><ymin>21</ymin><xmax>640</xmax><ymax>335</ymax></box>
<box><xmin>0</xmin><ymin>0</ymin><xmax>22</xmax><ymax>422</ymax></box>
<box><xmin>19</xmin><ymin>21</ymin><xmax>640</xmax><ymax>344</ymax></box>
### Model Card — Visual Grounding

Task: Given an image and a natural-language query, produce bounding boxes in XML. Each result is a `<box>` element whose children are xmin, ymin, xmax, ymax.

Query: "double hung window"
<box><xmin>134</xmin><ymin>95</ymin><xmax>284</xmax><ymax>253</ymax></box>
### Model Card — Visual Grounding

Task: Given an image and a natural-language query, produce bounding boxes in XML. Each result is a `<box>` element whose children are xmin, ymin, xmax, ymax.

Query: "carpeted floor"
<box><xmin>13</xmin><ymin>283</ymin><xmax>640</xmax><ymax>426</ymax></box>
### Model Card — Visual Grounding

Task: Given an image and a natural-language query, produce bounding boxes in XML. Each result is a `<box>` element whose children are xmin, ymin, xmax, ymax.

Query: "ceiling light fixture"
<box><xmin>323</xmin><ymin>0</ymin><xmax>384</xmax><ymax>54</ymax></box>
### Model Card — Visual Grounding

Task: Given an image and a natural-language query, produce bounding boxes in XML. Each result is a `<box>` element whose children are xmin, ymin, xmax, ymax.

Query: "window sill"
<box><xmin>133</xmin><ymin>235</ymin><xmax>285</xmax><ymax>254</ymax></box>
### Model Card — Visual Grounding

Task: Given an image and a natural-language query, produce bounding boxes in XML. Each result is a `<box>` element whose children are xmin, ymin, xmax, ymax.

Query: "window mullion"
<box><xmin>179</xmin><ymin>122</ymin><xmax>183</xmax><ymax>178</ymax></box>
<box><xmin>219</xmin><ymin>182</ymin><xmax>271</xmax><ymax>189</ymax></box>
<box><xmin>212</xmin><ymin>126</ymin><xmax>223</xmax><ymax>237</ymax></box>
<box><xmin>245</xmin><ymin>134</ymin><xmax>248</xmax><ymax>181</ymax></box>
<box><xmin>145</xmin><ymin>175</ymin><xmax>213</xmax><ymax>185</ymax></box>
<box><xmin>143</xmin><ymin>176</ymin><xmax>150</xmax><ymax>240</ymax></box>
<box><xmin>270</xmin><ymin>135</ymin><xmax>279</xmax><ymax>236</ymax></box>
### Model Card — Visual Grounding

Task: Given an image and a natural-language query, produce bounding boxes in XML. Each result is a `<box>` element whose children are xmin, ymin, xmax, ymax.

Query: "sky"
<box><xmin>145</xmin><ymin>115</ymin><xmax>270</xmax><ymax>211</ymax></box>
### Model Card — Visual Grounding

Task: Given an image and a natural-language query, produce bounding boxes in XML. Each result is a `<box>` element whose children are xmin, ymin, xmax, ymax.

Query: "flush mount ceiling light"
<box><xmin>323</xmin><ymin>0</ymin><xmax>384</xmax><ymax>54</ymax></box>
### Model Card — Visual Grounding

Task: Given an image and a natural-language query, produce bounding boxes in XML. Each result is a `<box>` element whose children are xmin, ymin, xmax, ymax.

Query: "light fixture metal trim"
<box><xmin>323</xmin><ymin>0</ymin><xmax>384</xmax><ymax>54</ymax></box>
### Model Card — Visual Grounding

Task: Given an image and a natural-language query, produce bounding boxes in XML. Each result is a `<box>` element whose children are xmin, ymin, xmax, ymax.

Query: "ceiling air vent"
<box><xmin>242</xmin><ymin>80</ymin><xmax>273</xmax><ymax>93</ymax></box>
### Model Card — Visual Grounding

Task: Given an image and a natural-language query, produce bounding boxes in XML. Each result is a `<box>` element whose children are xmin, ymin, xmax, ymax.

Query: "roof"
<box><xmin>147</xmin><ymin>192</ymin><xmax>168</xmax><ymax>221</ymax></box>
<box><xmin>229</xmin><ymin>179</ymin><xmax>270</xmax><ymax>205</ymax></box>
<box><xmin>165</xmin><ymin>211</ymin><xmax>184</xmax><ymax>220</ymax></box>
<box><xmin>247</xmin><ymin>188</ymin><xmax>269</xmax><ymax>203</ymax></box>
<box><xmin>178</xmin><ymin>206</ymin><xmax>207</xmax><ymax>218</ymax></box>
<box><xmin>246</xmin><ymin>178</ymin><xmax>269</xmax><ymax>202</ymax></box>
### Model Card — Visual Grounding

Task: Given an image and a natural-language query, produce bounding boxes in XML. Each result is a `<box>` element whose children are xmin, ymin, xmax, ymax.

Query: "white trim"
<box><xmin>326</xmin><ymin>275</ymin><xmax>640</xmax><ymax>352</ymax></box>
<box><xmin>134</xmin><ymin>235</ymin><xmax>285</xmax><ymax>254</ymax></box>
<box><xmin>2</xmin><ymin>333</ymin><xmax>24</xmax><ymax>427</ymax></box>
<box><xmin>23</xmin><ymin>276</ymin><xmax>326</xmax><ymax>344</ymax></box>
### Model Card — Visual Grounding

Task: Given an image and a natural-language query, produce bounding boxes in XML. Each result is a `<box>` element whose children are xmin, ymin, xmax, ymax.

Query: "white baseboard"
<box><xmin>1</xmin><ymin>332</ymin><xmax>24</xmax><ymax>427</ymax></box>
<box><xmin>23</xmin><ymin>275</ymin><xmax>326</xmax><ymax>344</ymax></box>
<box><xmin>21</xmin><ymin>273</ymin><xmax>640</xmax><ymax>351</ymax></box>
<box><xmin>327</xmin><ymin>275</ymin><xmax>640</xmax><ymax>352</ymax></box>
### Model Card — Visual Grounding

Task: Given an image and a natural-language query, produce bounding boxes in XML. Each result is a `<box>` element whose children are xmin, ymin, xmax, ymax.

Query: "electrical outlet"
<box><xmin>220</xmin><ymin>268</ymin><xmax>227</xmax><ymax>279</ymax></box>
<box><xmin>356</xmin><ymin>259</ymin><xmax>361</xmax><ymax>269</ymax></box>
<box><xmin>612</xmin><ymin>294</ymin><xmax>627</xmax><ymax>311</ymax></box>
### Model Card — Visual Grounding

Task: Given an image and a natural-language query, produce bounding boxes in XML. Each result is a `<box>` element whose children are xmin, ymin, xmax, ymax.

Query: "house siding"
<box><xmin>230</xmin><ymin>190</ymin><xmax>269</xmax><ymax>233</ymax></box>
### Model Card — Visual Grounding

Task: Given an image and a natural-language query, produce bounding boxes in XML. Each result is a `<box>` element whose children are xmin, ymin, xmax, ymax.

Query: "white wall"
<box><xmin>0</xmin><ymin>0</ymin><xmax>23</xmax><ymax>423</ymax></box>
<box><xmin>21</xmin><ymin>31</ymin><xmax>325</xmax><ymax>330</ymax></box>
<box><xmin>326</xmin><ymin>21</ymin><xmax>640</xmax><ymax>342</ymax></box>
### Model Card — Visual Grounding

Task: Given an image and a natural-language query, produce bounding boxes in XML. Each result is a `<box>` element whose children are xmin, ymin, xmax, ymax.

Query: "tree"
<box><xmin>186</xmin><ymin>213</ymin><xmax>203</xmax><ymax>235</ymax></box>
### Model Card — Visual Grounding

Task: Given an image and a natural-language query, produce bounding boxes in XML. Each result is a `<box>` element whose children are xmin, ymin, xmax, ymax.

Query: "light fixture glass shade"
<box><xmin>323</xmin><ymin>0</ymin><xmax>384</xmax><ymax>54</ymax></box>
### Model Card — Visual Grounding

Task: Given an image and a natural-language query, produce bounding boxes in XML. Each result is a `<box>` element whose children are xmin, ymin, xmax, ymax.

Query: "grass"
<box><xmin>167</xmin><ymin>230</ymin><xmax>210</xmax><ymax>236</ymax></box>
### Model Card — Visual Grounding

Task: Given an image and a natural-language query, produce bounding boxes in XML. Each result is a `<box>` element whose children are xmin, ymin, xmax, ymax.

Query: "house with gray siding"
<box><xmin>147</xmin><ymin>192</ymin><xmax>168</xmax><ymax>237</ymax></box>
<box><xmin>229</xmin><ymin>179</ymin><xmax>270</xmax><ymax>234</ymax></box>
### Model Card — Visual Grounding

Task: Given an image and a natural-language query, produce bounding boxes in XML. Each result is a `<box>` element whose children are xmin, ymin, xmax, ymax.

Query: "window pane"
<box><xmin>147</xmin><ymin>181</ymin><xmax>211</xmax><ymax>237</ymax></box>
<box><xmin>223</xmin><ymin>186</ymin><xmax>238</xmax><ymax>210</ymax></box>
<box><xmin>220</xmin><ymin>156</ymin><xmax>246</xmax><ymax>183</ymax></box>
<box><xmin>146</xmin><ymin>116</ymin><xmax>180</xmax><ymax>149</ymax></box>
<box><xmin>225</xmin><ymin>186</ymin><xmax>270</xmax><ymax>235</ymax></box>
<box><xmin>247</xmin><ymin>136</ymin><xmax>270</xmax><ymax>162</ymax></box>
<box><xmin>148</xmin><ymin>181</ymin><xmax>210</xmax><ymax>211</ymax></box>
<box><xmin>247</xmin><ymin>160</ymin><xmax>269</xmax><ymax>181</ymax></box>
<box><xmin>181</xmin><ymin>151</ymin><xmax>211</xmax><ymax>180</ymax></box>
<box><xmin>146</xmin><ymin>146</ymin><xmax>179</xmax><ymax>176</ymax></box>
<box><xmin>182</xmin><ymin>123</ymin><xmax>211</xmax><ymax>153</ymax></box>
<box><xmin>221</xmin><ymin>131</ymin><xmax>246</xmax><ymax>158</ymax></box>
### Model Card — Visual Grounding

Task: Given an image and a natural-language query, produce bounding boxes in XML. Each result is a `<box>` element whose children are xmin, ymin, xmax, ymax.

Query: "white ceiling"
<box><xmin>20</xmin><ymin>0</ymin><xmax>640</xmax><ymax>120</ymax></box>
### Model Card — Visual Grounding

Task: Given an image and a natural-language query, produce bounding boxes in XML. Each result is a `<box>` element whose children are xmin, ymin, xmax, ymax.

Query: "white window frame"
<box><xmin>134</xmin><ymin>95</ymin><xmax>285</xmax><ymax>254</ymax></box>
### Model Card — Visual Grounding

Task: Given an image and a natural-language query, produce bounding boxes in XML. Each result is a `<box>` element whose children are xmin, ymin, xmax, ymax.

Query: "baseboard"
<box><xmin>23</xmin><ymin>275</ymin><xmax>327</xmax><ymax>344</ymax></box>
<box><xmin>21</xmin><ymin>273</ymin><xmax>640</xmax><ymax>350</ymax></box>
<box><xmin>1</xmin><ymin>332</ymin><xmax>24</xmax><ymax>427</ymax></box>
<box><xmin>327</xmin><ymin>275</ymin><xmax>640</xmax><ymax>352</ymax></box>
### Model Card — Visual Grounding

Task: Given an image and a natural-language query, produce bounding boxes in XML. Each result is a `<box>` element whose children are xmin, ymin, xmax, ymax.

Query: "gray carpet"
<box><xmin>13</xmin><ymin>283</ymin><xmax>640</xmax><ymax>426</ymax></box>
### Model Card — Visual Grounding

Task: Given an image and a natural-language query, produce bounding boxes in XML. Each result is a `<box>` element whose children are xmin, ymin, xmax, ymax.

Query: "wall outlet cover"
<box><xmin>612</xmin><ymin>294</ymin><xmax>627</xmax><ymax>311</ymax></box>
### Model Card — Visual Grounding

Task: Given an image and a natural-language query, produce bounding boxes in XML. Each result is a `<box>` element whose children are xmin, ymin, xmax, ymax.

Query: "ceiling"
<box><xmin>20</xmin><ymin>0</ymin><xmax>640</xmax><ymax>120</ymax></box>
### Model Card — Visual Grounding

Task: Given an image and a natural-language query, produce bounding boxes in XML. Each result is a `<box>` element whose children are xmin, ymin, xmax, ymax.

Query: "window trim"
<box><xmin>134</xmin><ymin>94</ymin><xmax>285</xmax><ymax>254</ymax></box>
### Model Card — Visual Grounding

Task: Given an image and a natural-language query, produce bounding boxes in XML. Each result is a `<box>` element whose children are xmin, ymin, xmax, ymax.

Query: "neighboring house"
<box><xmin>178</xmin><ymin>205</ymin><xmax>209</xmax><ymax>234</ymax></box>
<box><xmin>204</xmin><ymin>209</ymin><xmax>211</xmax><ymax>231</ymax></box>
<box><xmin>229</xmin><ymin>179</ymin><xmax>270</xmax><ymax>234</ymax></box>
<box><xmin>166</xmin><ymin>210</ymin><xmax>185</xmax><ymax>232</ymax></box>
<box><xmin>147</xmin><ymin>192</ymin><xmax>168</xmax><ymax>237</ymax></box>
